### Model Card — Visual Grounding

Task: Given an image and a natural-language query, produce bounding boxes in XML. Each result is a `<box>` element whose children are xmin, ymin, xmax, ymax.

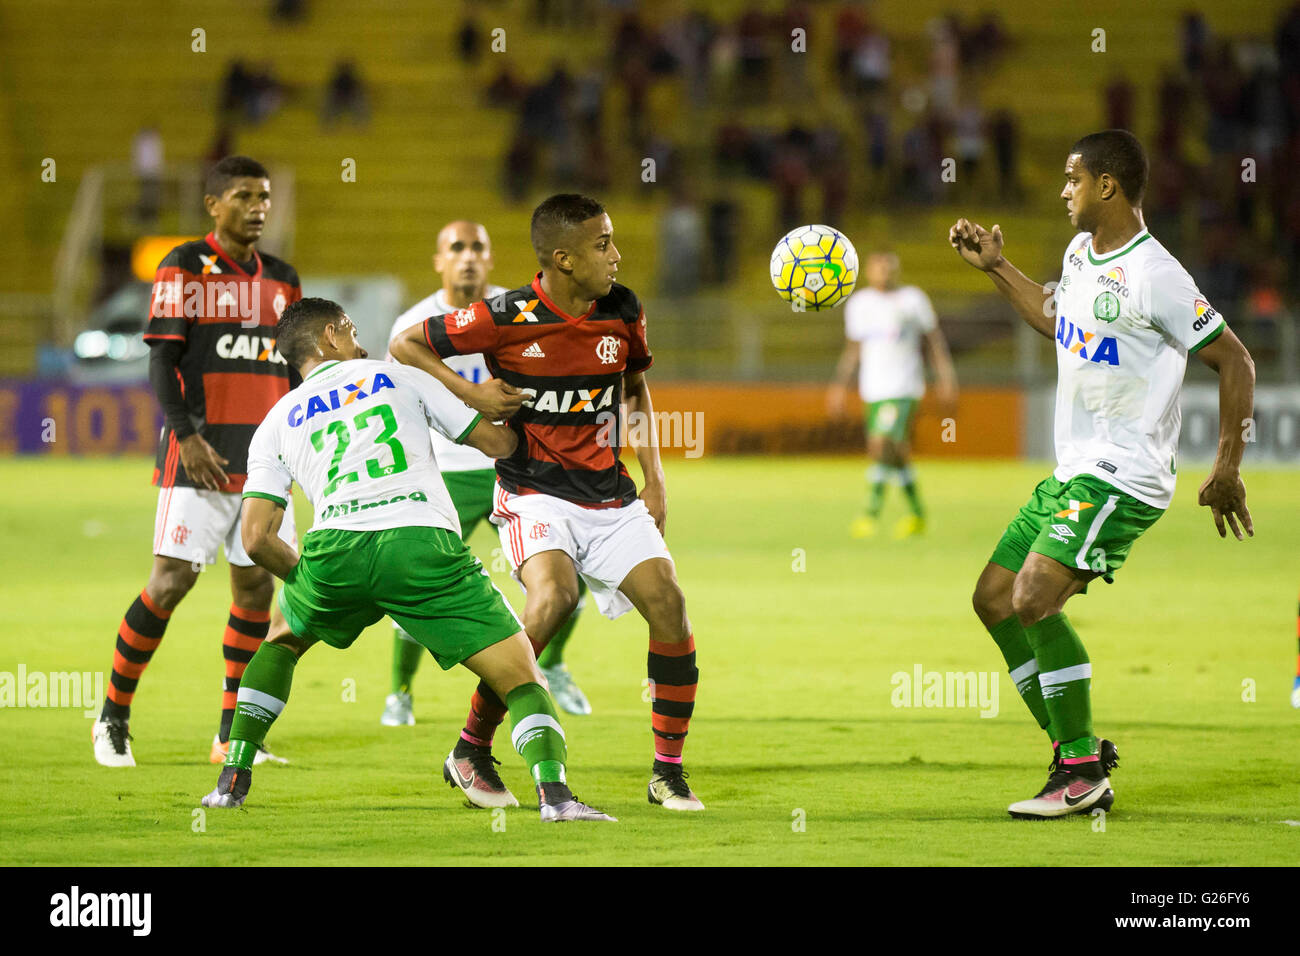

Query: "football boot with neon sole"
<box><xmin>648</xmin><ymin>762</ymin><xmax>705</xmax><ymax>811</ymax></box>
<box><xmin>210</xmin><ymin>735</ymin><xmax>288</xmax><ymax>765</ymax></box>
<box><xmin>892</xmin><ymin>515</ymin><xmax>926</xmax><ymax>539</ymax></box>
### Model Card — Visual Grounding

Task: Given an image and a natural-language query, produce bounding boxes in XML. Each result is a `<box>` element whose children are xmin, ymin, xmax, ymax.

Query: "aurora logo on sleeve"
<box><xmin>287</xmin><ymin>371</ymin><xmax>396</xmax><ymax>427</ymax></box>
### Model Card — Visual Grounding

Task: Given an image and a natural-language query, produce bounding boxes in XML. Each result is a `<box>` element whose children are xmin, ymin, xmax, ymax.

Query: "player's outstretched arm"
<box><xmin>390</xmin><ymin>323</ymin><xmax>525</xmax><ymax>421</ymax></box>
<box><xmin>624</xmin><ymin>371</ymin><xmax>666</xmax><ymax>535</ymax></box>
<box><xmin>240</xmin><ymin>497</ymin><xmax>300</xmax><ymax>579</ymax></box>
<box><xmin>924</xmin><ymin>328</ymin><xmax>959</xmax><ymax>413</ymax></box>
<box><xmin>462</xmin><ymin>418</ymin><xmax>519</xmax><ymax>459</ymax></box>
<box><xmin>1194</xmin><ymin>328</ymin><xmax>1256</xmax><ymax>540</ymax></box>
<box><xmin>826</xmin><ymin>340</ymin><xmax>860</xmax><ymax>417</ymax></box>
<box><xmin>948</xmin><ymin>219</ymin><xmax>1056</xmax><ymax>339</ymax></box>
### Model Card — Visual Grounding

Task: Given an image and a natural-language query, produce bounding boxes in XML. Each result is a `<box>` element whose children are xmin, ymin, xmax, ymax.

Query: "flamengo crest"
<box><xmin>596</xmin><ymin>335</ymin><xmax>620</xmax><ymax>365</ymax></box>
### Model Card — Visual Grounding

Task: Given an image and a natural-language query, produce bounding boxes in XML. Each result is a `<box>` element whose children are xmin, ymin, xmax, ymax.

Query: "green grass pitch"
<box><xmin>2</xmin><ymin>455</ymin><xmax>1297</xmax><ymax>866</ymax></box>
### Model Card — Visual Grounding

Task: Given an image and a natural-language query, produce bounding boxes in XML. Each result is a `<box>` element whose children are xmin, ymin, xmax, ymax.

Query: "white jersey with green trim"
<box><xmin>387</xmin><ymin>285</ymin><xmax>507</xmax><ymax>474</ymax></box>
<box><xmin>843</xmin><ymin>285</ymin><xmax>937</xmax><ymax>402</ymax></box>
<box><xmin>244</xmin><ymin>358</ymin><xmax>481</xmax><ymax>534</ymax></box>
<box><xmin>1052</xmin><ymin>228</ymin><xmax>1227</xmax><ymax>509</ymax></box>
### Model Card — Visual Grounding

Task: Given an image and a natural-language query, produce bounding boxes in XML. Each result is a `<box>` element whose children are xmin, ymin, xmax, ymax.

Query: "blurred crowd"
<box><xmin>464</xmin><ymin>0</ymin><xmax>1299</xmax><ymax>319</ymax></box>
<box><xmin>1115</xmin><ymin>7</ymin><xmax>1300</xmax><ymax>328</ymax></box>
<box><xmin>464</xmin><ymin>1</ymin><xmax>1021</xmax><ymax>297</ymax></box>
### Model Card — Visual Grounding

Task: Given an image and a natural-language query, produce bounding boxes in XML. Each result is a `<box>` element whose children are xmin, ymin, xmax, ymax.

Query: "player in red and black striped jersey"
<box><xmin>92</xmin><ymin>156</ymin><xmax>302</xmax><ymax>770</ymax></box>
<box><xmin>393</xmin><ymin>194</ymin><xmax>704</xmax><ymax>811</ymax></box>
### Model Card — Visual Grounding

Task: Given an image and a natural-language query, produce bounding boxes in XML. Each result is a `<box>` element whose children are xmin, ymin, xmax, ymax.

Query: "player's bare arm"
<box><xmin>624</xmin><ymin>370</ymin><xmax>666</xmax><ymax>535</ymax></box>
<box><xmin>827</xmin><ymin>340</ymin><xmax>860</xmax><ymax>417</ymax></box>
<box><xmin>948</xmin><ymin>219</ymin><xmax>1056</xmax><ymax>339</ymax></box>
<box><xmin>924</xmin><ymin>327</ymin><xmax>959</xmax><ymax>414</ymax></box>
<box><xmin>239</xmin><ymin>497</ymin><xmax>299</xmax><ymax>579</ymax></box>
<box><xmin>1194</xmin><ymin>327</ymin><xmax>1256</xmax><ymax>541</ymax></box>
<box><xmin>461</xmin><ymin>418</ymin><xmax>519</xmax><ymax>459</ymax></box>
<box><xmin>390</xmin><ymin>323</ymin><xmax>524</xmax><ymax>420</ymax></box>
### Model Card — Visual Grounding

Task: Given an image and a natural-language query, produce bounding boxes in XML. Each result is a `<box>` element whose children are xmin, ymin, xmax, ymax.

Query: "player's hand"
<box><xmin>469</xmin><ymin>380</ymin><xmax>526</xmax><ymax>421</ymax></box>
<box><xmin>1197</xmin><ymin>469</ymin><xmax>1253</xmax><ymax>541</ymax></box>
<box><xmin>936</xmin><ymin>382</ymin><xmax>959</xmax><ymax>417</ymax></box>
<box><xmin>826</xmin><ymin>385</ymin><xmax>852</xmax><ymax>418</ymax></box>
<box><xmin>948</xmin><ymin>218</ymin><xmax>1004</xmax><ymax>272</ymax></box>
<box><xmin>179</xmin><ymin>434</ymin><xmax>230</xmax><ymax>491</ymax></box>
<box><xmin>641</xmin><ymin>480</ymin><xmax>667</xmax><ymax>536</ymax></box>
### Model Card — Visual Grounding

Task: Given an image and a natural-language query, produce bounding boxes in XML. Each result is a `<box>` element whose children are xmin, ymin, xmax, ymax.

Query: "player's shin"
<box><xmin>224</xmin><ymin>641</ymin><xmax>297</xmax><ymax>771</ymax></box>
<box><xmin>1024</xmin><ymin>613</ymin><xmax>1097</xmax><ymax>762</ymax></box>
<box><xmin>648</xmin><ymin>634</ymin><xmax>698</xmax><ymax>765</ymax></box>
<box><xmin>506</xmin><ymin>682</ymin><xmax>568</xmax><ymax>786</ymax></box>
<box><xmin>866</xmin><ymin>464</ymin><xmax>888</xmax><ymax>517</ymax></box>
<box><xmin>537</xmin><ymin>579</ymin><xmax>586</xmax><ymax>669</ymax></box>
<box><xmin>988</xmin><ymin>615</ymin><xmax>1053</xmax><ymax>739</ymax></box>
<box><xmin>391</xmin><ymin>627</ymin><xmax>423</xmax><ymax>695</ymax></box>
<box><xmin>101</xmin><ymin>589</ymin><xmax>171</xmax><ymax>721</ymax></box>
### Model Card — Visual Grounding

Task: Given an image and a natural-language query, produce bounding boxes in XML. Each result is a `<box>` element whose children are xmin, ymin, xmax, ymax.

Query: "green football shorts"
<box><xmin>443</xmin><ymin>468</ymin><xmax>497</xmax><ymax>538</ymax></box>
<box><xmin>866</xmin><ymin>398</ymin><xmax>917</xmax><ymax>443</ymax></box>
<box><xmin>278</xmin><ymin>525</ymin><xmax>521</xmax><ymax>668</ymax></box>
<box><xmin>989</xmin><ymin>473</ymin><xmax>1164</xmax><ymax>583</ymax></box>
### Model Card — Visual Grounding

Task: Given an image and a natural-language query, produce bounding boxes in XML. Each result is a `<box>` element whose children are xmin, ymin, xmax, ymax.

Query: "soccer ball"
<box><xmin>770</xmin><ymin>225</ymin><xmax>858</xmax><ymax>311</ymax></box>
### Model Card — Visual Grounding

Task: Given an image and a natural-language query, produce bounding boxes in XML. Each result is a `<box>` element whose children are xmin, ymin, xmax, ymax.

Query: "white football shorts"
<box><xmin>490</xmin><ymin>482</ymin><xmax>672</xmax><ymax>620</ymax></box>
<box><xmin>153</xmin><ymin>485</ymin><xmax>298</xmax><ymax>568</ymax></box>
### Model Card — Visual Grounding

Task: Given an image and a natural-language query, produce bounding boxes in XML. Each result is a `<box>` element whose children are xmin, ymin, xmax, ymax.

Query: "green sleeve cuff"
<box><xmin>455</xmin><ymin>412</ymin><xmax>483</xmax><ymax>444</ymax></box>
<box><xmin>1188</xmin><ymin>321</ymin><xmax>1226</xmax><ymax>354</ymax></box>
<box><xmin>242</xmin><ymin>491</ymin><xmax>288</xmax><ymax>508</ymax></box>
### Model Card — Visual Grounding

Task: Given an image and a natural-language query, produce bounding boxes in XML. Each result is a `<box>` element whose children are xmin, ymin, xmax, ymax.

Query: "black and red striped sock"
<box><xmin>219</xmin><ymin>605</ymin><xmax>271</xmax><ymax>742</ymax></box>
<box><xmin>648</xmin><ymin>634</ymin><xmax>698</xmax><ymax>765</ymax></box>
<box><xmin>101</xmin><ymin>589</ymin><xmax>171</xmax><ymax>722</ymax></box>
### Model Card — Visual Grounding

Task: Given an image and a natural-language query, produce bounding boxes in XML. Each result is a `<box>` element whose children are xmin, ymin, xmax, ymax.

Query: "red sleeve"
<box><xmin>143</xmin><ymin>265</ymin><xmax>191</xmax><ymax>342</ymax></box>
<box><xmin>423</xmin><ymin>301</ymin><xmax>498</xmax><ymax>358</ymax></box>
<box><xmin>627</xmin><ymin>306</ymin><xmax>653</xmax><ymax>373</ymax></box>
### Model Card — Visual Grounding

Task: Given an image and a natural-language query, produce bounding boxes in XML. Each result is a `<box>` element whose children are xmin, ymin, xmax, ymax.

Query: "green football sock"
<box><xmin>988</xmin><ymin>614</ymin><xmax>1052</xmax><ymax>736</ymax></box>
<box><xmin>506</xmin><ymin>682</ymin><xmax>567</xmax><ymax>784</ymax></box>
<box><xmin>1024</xmin><ymin>613</ymin><xmax>1096</xmax><ymax>759</ymax></box>
<box><xmin>866</xmin><ymin>464</ymin><xmax>888</xmax><ymax>517</ymax></box>
<box><xmin>391</xmin><ymin>627</ymin><xmax>423</xmax><ymax>695</ymax></box>
<box><xmin>898</xmin><ymin>466</ymin><xmax>924</xmax><ymax>518</ymax></box>
<box><xmin>226</xmin><ymin>641</ymin><xmax>297</xmax><ymax>771</ymax></box>
<box><xmin>537</xmin><ymin>579</ymin><xmax>587</xmax><ymax>669</ymax></box>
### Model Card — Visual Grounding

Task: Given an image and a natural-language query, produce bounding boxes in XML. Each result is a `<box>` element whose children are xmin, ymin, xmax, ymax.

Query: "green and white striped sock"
<box><xmin>507</xmin><ymin>682</ymin><xmax>567</xmax><ymax>784</ymax></box>
<box><xmin>226</xmin><ymin>641</ymin><xmax>296</xmax><ymax>770</ymax></box>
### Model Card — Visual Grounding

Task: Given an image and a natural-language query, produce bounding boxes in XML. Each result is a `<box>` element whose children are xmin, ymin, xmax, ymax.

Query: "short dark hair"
<box><xmin>275</xmin><ymin>297</ymin><xmax>345</xmax><ymax>368</ymax></box>
<box><xmin>530</xmin><ymin>193</ymin><xmax>606</xmax><ymax>267</ymax></box>
<box><xmin>205</xmin><ymin>155</ymin><xmax>270</xmax><ymax>198</ymax></box>
<box><xmin>1070</xmin><ymin>130</ymin><xmax>1148</xmax><ymax>204</ymax></box>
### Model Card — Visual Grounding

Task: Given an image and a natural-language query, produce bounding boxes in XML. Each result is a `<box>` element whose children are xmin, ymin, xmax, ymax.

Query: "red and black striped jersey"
<box><xmin>144</xmin><ymin>232</ymin><xmax>301</xmax><ymax>492</ymax></box>
<box><xmin>422</xmin><ymin>273</ymin><xmax>652</xmax><ymax>507</ymax></box>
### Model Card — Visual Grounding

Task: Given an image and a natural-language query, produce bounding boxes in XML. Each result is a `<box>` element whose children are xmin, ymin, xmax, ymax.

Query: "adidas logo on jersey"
<box><xmin>522</xmin><ymin>342</ymin><xmax>546</xmax><ymax>358</ymax></box>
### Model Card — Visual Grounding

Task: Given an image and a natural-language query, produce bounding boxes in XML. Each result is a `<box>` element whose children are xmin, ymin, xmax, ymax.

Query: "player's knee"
<box><xmin>1010</xmin><ymin>578</ymin><xmax>1055</xmax><ymax>626</ymax></box>
<box><xmin>146</xmin><ymin>567</ymin><xmax>198</xmax><ymax>610</ymax></box>
<box><xmin>233</xmin><ymin>577</ymin><xmax>275</xmax><ymax>611</ymax></box>
<box><xmin>533</xmin><ymin>580</ymin><xmax>580</xmax><ymax>624</ymax></box>
<box><xmin>646</xmin><ymin>580</ymin><xmax>689</xmax><ymax>638</ymax></box>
